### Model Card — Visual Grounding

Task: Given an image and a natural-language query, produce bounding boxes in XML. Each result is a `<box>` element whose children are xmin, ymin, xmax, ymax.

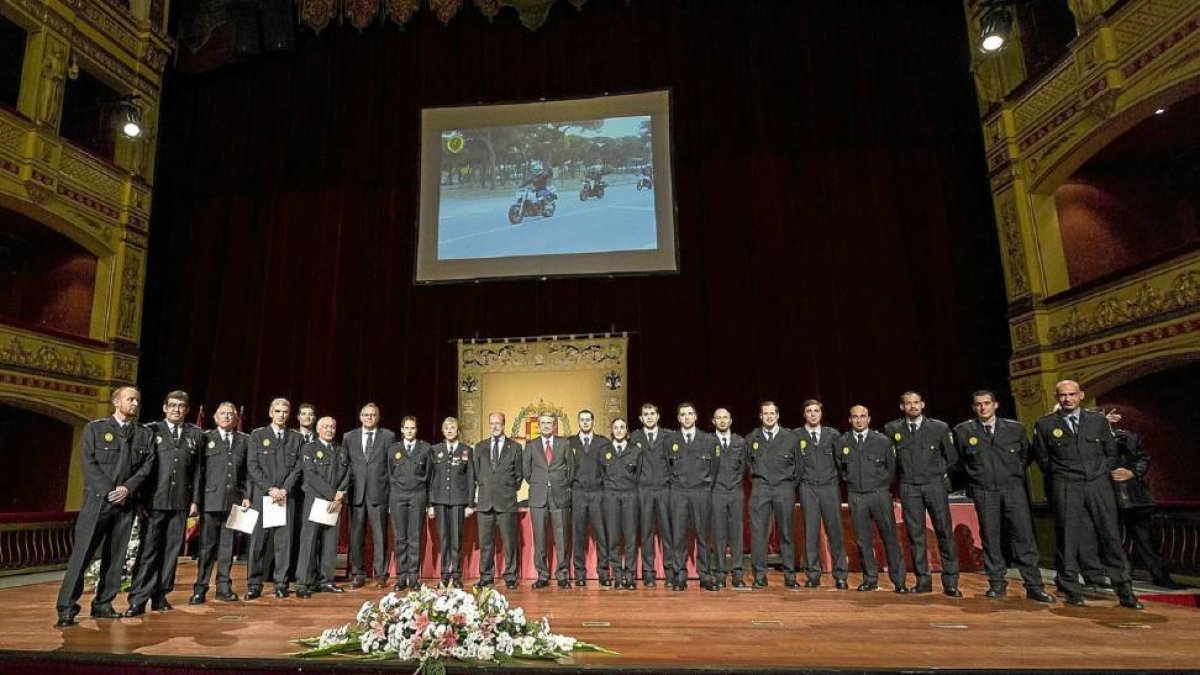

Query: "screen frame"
<box><xmin>415</xmin><ymin>89</ymin><xmax>678</xmax><ymax>284</ymax></box>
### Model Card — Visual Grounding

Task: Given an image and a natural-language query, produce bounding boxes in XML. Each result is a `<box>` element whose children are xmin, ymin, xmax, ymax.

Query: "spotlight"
<box><xmin>1154</xmin><ymin>108</ymin><xmax>1166</xmax><ymax>115</ymax></box>
<box><xmin>980</xmin><ymin>9</ymin><xmax>1013</xmax><ymax>53</ymax></box>
<box><xmin>117</xmin><ymin>96</ymin><xmax>142</xmax><ymax>139</ymax></box>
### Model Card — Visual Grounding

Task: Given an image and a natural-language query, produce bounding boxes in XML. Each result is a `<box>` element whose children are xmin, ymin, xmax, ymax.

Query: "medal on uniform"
<box><xmin>671</xmin><ymin>443</ymin><xmax>679</xmax><ymax>453</ymax></box>
<box><xmin>842</xmin><ymin>446</ymin><xmax>850</xmax><ymax>455</ymax></box>
<box><xmin>752</xmin><ymin>442</ymin><xmax>759</xmax><ymax>450</ymax></box>
<box><xmin>316</xmin><ymin>450</ymin><xmax>324</xmax><ymax>459</ymax></box>
<box><xmin>894</xmin><ymin>432</ymin><xmax>902</xmax><ymax>442</ymax></box>
<box><xmin>263</xmin><ymin>438</ymin><xmax>271</xmax><ymax>447</ymax></box>
<box><xmin>395</xmin><ymin>451</ymin><xmax>403</xmax><ymax>460</ymax></box>
<box><xmin>968</xmin><ymin>437</ymin><xmax>978</xmax><ymax>446</ymax></box>
<box><xmin>104</xmin><ymin>432</ymin><xmax>114</xmax><ymax>442</ymax></box>
<box><xmin>438</xmin><ymin>452</ymin><xmax>444</xmax><ymax>459</ymax></box>
<box><xmin>606</xmin><ymin>452</ymin><xmax>613</xmax><ymax>460</ymax></box>
<box><xmin>156</xmin><ymin>435</ymin><xmax>163</xmax><ymax>445</ymax></box>
<box><xmin>1052</xmin><ymin>428</ymin><xmax>1064</xmax><ymax>438</ymax></box>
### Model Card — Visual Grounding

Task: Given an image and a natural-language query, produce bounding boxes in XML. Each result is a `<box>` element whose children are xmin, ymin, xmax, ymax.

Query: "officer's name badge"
<box><xmin>842</xmin><ymin>446</ymin><xmax>850</xmax><ymax>455</ymax></box>
<box><xmin>104</xmin><ymin>432</ymin><xmax>114</xmax><ymax>442</ymax></box>
<box><xmin>395</xmin><ymin>452</ymin><xmax>403</xmax><ymax>460</ymax></box>
<box><xmin>800</xmin><ymin>440</ymin><xmax>807</xmax><ymax>450</ymax></box>
<box><xmin>316</xmin><ymin>450</ymin><xmax>324</xmax><ymax>459</ymax></box>
<box><xmin>156</xmin><ymin>435</ymin><xmax>163</xmax><ymax>444</ymax></box>
<box><xmin>208</xmin><ymin>440</ymin><xmax>216</xmax><ymax>448</ymax></box>
<box><xmin>1052</xmin><ymin>428</ymin><xmax>1064</xmax><ymax>438</ymax></box>
<box><xmin>263</xmin><ymin>438</ymin><xmax>271</xmax><ymax>447</ymax></box>
<box><xmin>605</xmin><ymin>452</ymin><xmax>613</xmax><ymax>460</ymax></box>
<box><xmin>968</xmin><ymin>437</ymin><xmax>979</xmax><ymax>446</ymax></box>
<box><xmin>894</xmin><ymin>432</ymin><xmax>902</xmax><ymax>442</ymax></box>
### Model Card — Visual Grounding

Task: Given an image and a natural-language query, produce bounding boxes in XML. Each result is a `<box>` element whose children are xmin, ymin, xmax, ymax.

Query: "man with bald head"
<box><xmin>56</xmin><ymin>386</ymin><xmax>154</xmax><ymax>627</ymax></box>
<box><xmin>837</xmin><ymin>404</ymin><xmax>908</xmax><ymax>593</ymax></box>
<box><xmin>1033</xmin><ymin>380</ymin><xmax>1141</xmax><ymax>609</ymax></box>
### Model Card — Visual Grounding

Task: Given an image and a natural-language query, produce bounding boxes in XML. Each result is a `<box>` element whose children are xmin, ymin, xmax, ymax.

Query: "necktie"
<box><xmin>1068</xmin><ymin>416</ymin><xmax>1078</xmax><ymax>434</ymax></box>
<box><xmin>648</xmin><ymin>432</ymin><xmax>656</xmax><ymax>445</ymax></box>
<box><xmin>172</xmin><ymin>425</ymin><xmax>181</xmax><ymax>443</ymax></box>
<box><xmin>492</xmin><ymin>437</ymin><xmax>500</xmax><ymax>466</ymax></box>
<box><xmin>985</xmin><ymin>424</ymin><xmax>994</xmax><ymax>439</ymax></box>
<box><xmin>908</xmin><ymin>423</ymin><xmax>917</xmax><ymax>435</ymax></box>
<box><xmin>223</xmin><ymin>432</ymin><xmax>230</xmax><ymax>446</ymax></box>
<box><xmin>616</xmin><ymin>443</ymin><xmax>625</xmax><ymax>454</ymax></box>
<box><xmin>809</xmin><ymin>430</ymin><xmax>819</xmax><ymax>444</ymax></box>
<box><xmin>765</xmin><ymin>429</ymin><xmax>773</xmax><ymax>442</ymax></box>
<box><xmin>857</xmin><ymin>433</ymin><xmax>865</xmax><ymax>445</ymax></box>
<box><xmin>584</xmin><ymin>436</ymin><xmax>591</xmax><ymax>451</ymax></box>
<box><xmin>276</xmin><ymin>429</ymin><xmax>283</xmax><ymax>441</ymax></box>
<box><xmin>722</xmin><ymin>436</ymin><xmax>729</xmax><ymax>451</ymax></box>
<box><xmin>685</xmin><ymin>432</ymin><xmax>692</xmax><ymax>444</ymax></box>
<box><xmin>544</xmin><ymin>438</ymin><xmax>553</xmax><ymax>465</ymax></box>
<box><xmin>406</xmin><ymin>442</ymin><xmax>413</xmax><ymax>453</ymax></box>
<box><xmin>365</xmin><ymin>431</ymin><xmax>375</xmax><ymax>457</ymax></box>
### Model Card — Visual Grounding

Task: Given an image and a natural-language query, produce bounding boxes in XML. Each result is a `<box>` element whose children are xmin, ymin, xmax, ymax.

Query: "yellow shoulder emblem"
<box><xmin>156</xmin><ymin>435</ymin><xmax>163</xmax><ymax>445</ymax></box>
<box><xmin>316</xmin><ymin>450</ymin><xmax>324</xmax><ymax>459</ymax></box>
<box><xmin>671</xmin><ymin>444</ymin><xmax>679</xmax><ymax>452</ymax></box>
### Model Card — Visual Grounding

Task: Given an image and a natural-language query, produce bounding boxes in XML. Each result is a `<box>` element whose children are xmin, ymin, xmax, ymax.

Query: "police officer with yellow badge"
<box><xmin>744</xmin><ymin>401</ymin><xmax>800</xmax><ymax>589</ymax></box>
<box><xmin>246</xmin><ymin>398</ymin><xmax>303</xmax><ymax>599</ymax></box>
<box><xmin>710</xmin><ymin>407</ymin><xmax>748</xmax><ymax>589</ymax></box>
<box><xmin>838</xmin><ymin>405</ymin><xmax>908</xmax><ymax>593</ymax></box>
<box><xmin>795</xmin><ymin>400</ymin><xmax>848</xmax><ymax>589</ymax></box>
<box><xmin>190</xmin><ymin>401</ymin><xmax>250</xmax><ymax>604</ymax></box>
<box><xmin>665</xmin><ymin>403</ymin><xmax>718</xmax><ymax>591</ymax></box>
<box><xmin>601</xmin><ymin>417</ymin><xmax>641</xmax><ymax>590</ymax></box>
<box><xmin>388</xmin><ymin>416</ymin><xmax>431</xmax><ymax>591</ymax></box>
<box><xmin>427</xmin><ymin>416</ymin><xmax>473</xmax><ymax>588</ymax></box>
<box><xmin>296</xmin><ymin>416</ymin><xmax>349</xmax><ymax>598</ymax></box>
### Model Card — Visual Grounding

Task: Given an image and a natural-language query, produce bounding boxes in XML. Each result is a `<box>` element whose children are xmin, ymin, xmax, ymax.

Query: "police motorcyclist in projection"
<box><xmin>520</xmin><ymin>169</ymin><xmax>553</xmax><ymax>200</ymax></box>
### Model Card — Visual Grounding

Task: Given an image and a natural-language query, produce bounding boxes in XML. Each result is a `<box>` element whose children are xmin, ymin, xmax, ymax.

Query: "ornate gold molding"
<box><xmin>1047</xmin><ymin>270</ymin><xmax>1200</xmax><ymax>344</ymax></box>
<box><xmin>0</xmin><ymin>332</ymin><xmax>105</xmax><ymax>381</ymax></box>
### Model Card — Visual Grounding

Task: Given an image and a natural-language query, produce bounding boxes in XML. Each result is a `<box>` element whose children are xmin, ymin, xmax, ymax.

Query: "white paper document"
<box><xmin>308</xmin><ymin>498</ymin><xmax>341</xmax><ymax>526</ymax></box>
<box><xmin>224</xmin><ymin>504</ymin><xmax>259</xmax><ymax>534</ymax></box>
<box><xmin>262</xmin><ymin>496</ymin><xmax>288</xmax><ymax>528</ymax></box>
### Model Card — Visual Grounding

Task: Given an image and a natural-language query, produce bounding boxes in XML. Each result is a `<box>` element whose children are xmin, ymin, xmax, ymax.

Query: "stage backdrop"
<box><xmin>137</xmin><ymin>0</ymin><xmax>1012</xmax><ymax>440</ymax></box>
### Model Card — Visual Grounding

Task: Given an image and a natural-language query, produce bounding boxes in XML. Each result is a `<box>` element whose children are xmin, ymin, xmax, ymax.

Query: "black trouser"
<box><xmin>572</xmin><ymin>489</ymin><xmax>606</xmax><ymax>581</ymax></box>
<box><xmin>56</xmin><ymin>497</ymin><xmax>135</xmax><ymax>615</ymax></box>
<box><xmin>711</xmin><ymin>488</ymin><xmax>745</xmax><ymax>581</ymax></box>
<box><xmin>638</xmin><ymin>487</ymin><xmax>671</xmax><ymax>581</ymax></box>
<box><xmin>194</xmin><ymin>509</ymin><xmax>238</xmax><ymax>594</ymax></box>
<box><xmin>128</xmin><ymin>508</ymin><xmax>187</xmax><ymax>607</ymax></box>
<box><xmin>477</xmin><ymin>509</ymin><xmax>519</xmax><ymax>583</ymax></box>
<box><xmin>847</xmin><ymin>489</ymin><xmax>905</xmax><ymax>587</ymax></box>
<box><xmin>971</xmin><ymin>484</ymin><xmax>1043</xmax><ymax>590</ymax></box>
<box><xmin>287</xmin><ymin>485</ymin><xmax>304</xmax><ymax>582</ymax></box>
<box><xmin>899</xmin><ymin>481</ymin><xmax>959</xmax><ymax>589</ymax></box>
<box><xmin>432</xmin><ymin>503</ymin><xmax>465</xmax><ymax>581</ymax></box>
<box><xmin>297</xmin><ymin>500</ymin><xmax>339</xmax><ymax>588</ymax></box>
<box><xmin>603</xmin><ymin>489</ymin><xmax>639</xmax><ymax>582</ymax></box>
<box><xmin>1122</xmin><ymin>506</ymin><xmax>1171</xmax><ymax>582</ymax></box>
<box><xmin>1052</xmin><ymin>476</ymin><xmax>1131</xmax><ymax>595</ymax></box>
<box><xmin>750</xmin><ymin>482</ymin><xmax>796</xmax><ymax>580</ymax></box>
<box><xmin>350</xmin><ymin>502</ymin><xmax>389</xmax><ymax>581</ymax></box>
<box><xmin>247</xmin><ymin>499</ymin><xmax>293</xmax><ymax>590</ymax></box>
<box><xmin>530</xmin><ymin>505</ymin><xmax>571</xmax><ymax>581</ymax></box>
<box><xmin>800</xmin><ymin>482</ymin><xmax>848</xmax><ymax>583</ymax></box>
<box><xmin>670</xmin><ymin>488</ymin><xmax>712</xmax><ymax>582</ymax></box>
<box><xmin>390</xmin><ymin>494</ymin><xmax>426</xmax><ymax>583</ymax></box>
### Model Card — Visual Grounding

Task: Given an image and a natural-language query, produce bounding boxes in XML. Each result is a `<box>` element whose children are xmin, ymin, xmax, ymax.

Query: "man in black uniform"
<box><xmin>838</xmin><ymin>405</ymin><xmax>908</xmax><ymax>593</ymax></box>
<box><xmin>710</xmin><ymin>407</ymin><xmax>748</xmax><ymax>589</ymax></box>
<box><xmin>296</xmin><ymin>404</ymin><xmax>317</xmax><ymax>444</ymax></box>
<box><xmin>884</xmin><ymin>392</ymin><xmax>960</xmax><ymax>597</ymax></box>
<box><xmin>190</xmin><ymin>402</ymin><xmax>251</xmax><ymax>604</ymax></box>
<box><xmin>471</xmin><ymin>412</ymin><xmax>524</xmax><ymax>590</ymax></box>
<box><xmin>1032</xmin><ymin>380</ymin><xmax>1141</xmax><ymax>609</ymax></box>
<box><xmin>296</xmin><ymin>416</ymin><xmax>349</xmax><ymax>598</ymax></box>
<box><xmin>953</xmin><ymin>390</ymin><xmax>1054</xmax><ymax>602</ymax></box>
<box><xmin>524</xmin><ymin>411</ymin><xmax>573</xmax><ymax>588</ymax></box>
<box><xmin>289</xmin><ymin>402</ymin><xmax>317</xmax><ymax>581</ymax></box>
<box><xmin>744</xmin><ymin>401</ymin><xmax>800</xmax><ymax>589</ymax></box>
<box><xmin>246</xmin><ymin>398</ymin><xmax>303</xmax><ymax>599</ymax></box>
<box><xmin>570</xmin><ymin>410</ymin><xmax>610</xmax><ymax>587</ymax></box>
<box><xmin>55</xmin><ymin>386</ymin><xmax>154</xmax><ymax>627</ymax></box>
<box><xmin>126</xmin><ymin>390</ymin><xmax>203</xmax><ymax>615</ymax></box>
<box><xmin>388</xmin><ymin>416</ymin><xmax>431</xmax><ymax>591</ymax></box>
<box><xmin>795</xmin><ymin>400</ymin><xmax>848</xmax><ymax>589</ymax></box>
<box><xmin>631</xmin><ymin>403</ymin><xmax>671</xmax><ymax>587</ymax></box>
<box><xmin>344</xmin><ymin>403</ymin><xmax>394</xmax><ymax>589</ymax></box>
<box><xmin>666</xmin><ymin>403</ymin><xmax>718</xmax><ymax>591</ymax></box>
<box><xmin>427</xmin><ymin>416</ymin><xmax>473</xmax><ymax>587</ymax></box>
<box><xmin>601</xmin><ymin>417</ymin><xmax>640</xmax><ymax>590</ymax></box>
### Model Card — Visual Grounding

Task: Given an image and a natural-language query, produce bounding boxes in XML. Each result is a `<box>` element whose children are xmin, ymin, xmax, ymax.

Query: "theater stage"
<box><xmin>1</xmin><ymin>563</ymin><xmax>1198</xmax><ymax>673</ymax></box>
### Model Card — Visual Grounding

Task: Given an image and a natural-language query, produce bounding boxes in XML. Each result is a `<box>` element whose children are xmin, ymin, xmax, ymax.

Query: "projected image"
<box><xmin>436</xmin><ymin>116</ymin><xmax>657</xmax><ymax>261</ymax></box>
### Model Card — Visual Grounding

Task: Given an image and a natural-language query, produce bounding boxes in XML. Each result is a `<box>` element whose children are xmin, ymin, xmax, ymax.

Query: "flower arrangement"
<box><xmin>293</xmin><ymin>584</ymin><xmax>616</xmax><ymax>674</ymax></box>
<box><xmin>84</xmin><ymin>517</ymin><xmax>140</xmax><ymax>591</ymax></box>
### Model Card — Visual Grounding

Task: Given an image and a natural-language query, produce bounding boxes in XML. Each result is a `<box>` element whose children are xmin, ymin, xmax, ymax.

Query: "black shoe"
<box><xmin>732</xmin><ymin>578</ymin><xmax>747</xmax><ymax>588</ymax></box>
<box><xmin>944</xmin><ymin>587</ymin><xmax>963</xmax><ymax>598</ymax></box>
<box><xmin>804</xmin><ymin>579</ymin><xmax>820</xmax><ymax>588</ymax></box>
<box><xmin>350</xmin><ymin>578</ymin><xmax>366</xmax><ymax>590</ymax></box>
<box><xmin>505</xmin><ymin>580</ymin><xmax>519</xmax><ymax>590</ymax></box>
<box><xmin>913</xmin><ymin>584</ymin><xmax>933</xmax><ymax>594</ymax></box>
<box><xmin>784</xmin><ymin>577</ymin><xmax>799</xmax><ymax>589</ymax></box>
<box><xmin>409</xmin><ymin>577</ymin><xmax>421</xmax><ymax>589</ymax></box>
<box><xmin>532</xmin><ymin>579</ymin><xmax>549</xmax><ymax>589</ymax></box>
<box><xmin>274</xmin><ymin>587</ymin><xmax>289</xmax><ymax>598</ymax></box>
<box><xmin>835</xmin><ymin>579</ymin><xmax>849</xmax><ymax>590</ymax></box>
<box><xmin>1025</xmin><ymin>588</ymin><xmax>1055</xmax><ymax>604</ymax></box>
<box><xmin>374</xmin><ymin>578</ymin><xmax>389</xmax><ymax>589</ymax></box>
<box><xmin>55</xmin><ymin>615</ymin><xmax>75</xmax><ymax>628</ymax></box>
<box><xmin>394</xmin><ymin>579</ymin><xmax>409</xmax><ymax>592</ymax></box>
<box><xmin>216</xmin><ymin>590</ymin><xmax>239</xmax><ymax>602</ymax></box>
<box><xmin>856</xmin><ymin>582</ymin><xmax>878</xmax><ymax>592</ymax></box>
<box><xmin>244</xmin><ymin>588</ymin><xmax>262</xmax><ymax>600</ymax></box>
<box><xmin>557</xmin><ymin>579</ymin><xmax>570</xmax><ymax>589</ymax></box>
<box><xmin>92</xmin><ymin>605</ymin><xmax>122</xmax><ymax>619</ymax></box>
<box><xmin>1118</xmin><ymin>593</ymin><xmax>1144</xmax><ymax>610</ymax></box>
<box><xmin>599</xmin><ymin>578</ymin><xmax>612</xmax><ymax>587</ymax></box>
<box><xmin>151</xmin><ymin>599</ymin><xmax>173</xmax><ymax>611</ymax></box>
<box><xmin>1065</xmin><ymin>594</ymin><xmax>1086</xmax><ymax>607</ymax></box>
<box><xmin>894</xmin><ymin>585</ymin><xmax>911</xmax><ymax>594</ymax></box>
<box><xmin>575</xmin><ymin>579</ymin><xmax>587</xmax><ymax>587</ymax></box>
<box><xmin>675</xmin><ymin>581</ymin><xmax>688</xmax><ymax>591</ymax></box>
<box><xmin>753</xmin><ymin>577</ymin><xmax>767</xmax><ymax>589</ymax></box>
<box><xmin>474</xmin><ymin>580</ymin><xmax>493</xmax><ymax>590</ymax></box>
<box><xmin>296</xmin><ymin>588</ymin><xmax>313</xmax><ymax>599</ymax></box>
<box><xmin>450</xmin><ymin>579</ymin><xmax>463</xmax><ymax>589</ymax></box>
<box><xmin>986</xmin><ymin>587</ymin><xmax>1007</xmax><ymax>599</ymax></box>
<box><xmin>319</xmin><ymin>583</ymin><xmax>344</xmax><ymax>593</ymax></box>
<box><xmin>644</xmin><ymin>580</ymin><xmax>657</xmax><ymax>588</ymax></box>
<box><xmin>188</xmin><ymin>593</ymin><xmax>206</xmax><ymax>605</ymax></box>
<box><xmin>122</xmin><ymin>604</ymin><xmax>146</xmax><ymax>617</ymax></box>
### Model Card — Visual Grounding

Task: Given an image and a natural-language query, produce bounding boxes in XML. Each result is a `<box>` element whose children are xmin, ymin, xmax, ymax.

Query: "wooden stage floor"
<box><xmin>1</xmin><ymin>561</ymin><xmax>1199</xmax><ymax>672</ymax></box>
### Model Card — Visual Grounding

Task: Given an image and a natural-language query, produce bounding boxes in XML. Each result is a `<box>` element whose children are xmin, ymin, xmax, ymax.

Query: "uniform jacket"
<box><xmin>837</xmin><ymin>429</ymin><xmax>896</xmax><ymax>493</ymax></box>
<box><xmin>712</xmin><ymin>431</ymin><xmax>748</xmax><ymax>492</ymax></box>
<box><xmin>744</xmin><ymin>427</ymin><xmax>801</xmax><ymax>488</ymax></box>
<box><xmin>953</xmin><ymin>417</ymin><xmax>1030</xmax><ymax>491</ymax></box>
<box><xmin>601</xmin><ymin>438</ymin><xmax>642</xmax><ymax>492</ymax></box>
<box><xmin>665</xmin><ymin>429</ymin><xmax>718</xmax><ymax>491</ymax></box>
<box><xmin>199</xmin><ymin>428</ymin><xmax>249</xmax><ymax>512</ymax></box>
<box><xmin>1112</xmin><ymin>429</ymin><xmax>1155</xmax><ymax>509</ymax></box>
<box><xmin>630</xmin><ymin>427</ymin><xmax>672</xmax><ymax>490</ymax></box>
<box><xmin>387</xmin><ymin>439</ymin><xmax>432</xmax><ymax>498</ymax></box>
<box><xmin>569</xmin><ymin>433</ymin><xmax>611</xmax><ymax>492</ymax></box>
<box><xmin>794</xmin><ymin>426</ymin><xmax>840</xmax><ymax>487</ymax></box>
<box><xmin>1032</xmin><ymin>410</ymin><xmax>1117</xmax><ymax>482</ymax></box>
<box><xmin>428</xmin><ymin>441</ymin><xmax>472</xmax><ymax>506</ymax></box>
<box><xmin>884</xmin><ymin>417</ymin><xmax>958</xmax><ymax>486</ymax></box>
<box><xmin>80</xmin><ymin>416</ymin><xmax>154</xmax><ymax>503</ymax></box>
<box><xmin>247</xmin><ymin>426</ymin><xmax>303</xmax><ymax>499</ymax></box>
<box><xmin>300</xmin><ymin>440</ymin><xmax>350</xmax><ymax>502</ymax></box>
<box><xmin>143</xmin><ymin>420</ymin><xmax>204</xmax><ymax>510</ymax></box>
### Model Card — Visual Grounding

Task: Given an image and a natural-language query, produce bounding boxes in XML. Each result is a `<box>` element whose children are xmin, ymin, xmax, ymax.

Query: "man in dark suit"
<box><xmin>883</xmin><ymin>391</ymin><xmax>960</xmax><ymax>597</ymax></box>
<box><xmin>389</xmin><ymin>416</ymin><xmax>431</xmax><ymax>591</ymax></box>
<box><xmin>471</xmin><ymin>412</ymin><xmax>524</xmax><ymax>590</ymax></box>
<box><xmin>1033</xmin><ymin>380</ymin><xmax>1141</xmax><ymax>609</ymax></box>
<box><xmin>953</xmin><ymin>390</ymin><xmax>1054</xmax><ymax>603</ymax></box>
<box><xmin>838</xmin><ymin>405</ymin><xmax>908</xmax><ymax>593</ymax></box>
<box><xmin>665</xmin><ymin>403</ymin><xmax>718</xmax><ymax>591</ymax></box>
<box><xmin>190</xmin><ymin>402</ymin><xmax>251</xmax><ymax>604</ymax></box>
<box><xmin>795</xmin><ymin>400</ymin><xmax>848</xmax><ymax>589</ymax></box>
<box><xmin>296</xmin><ymin>416</ymin><xmax>349</xmax><ymax>598</ymax></box>
<box><xmin>569</xmin><ymin>409</ymin><xmax>610</xmax><ymax>587</ymax></box>
<box><xmin>601</xmin><ymin>417</ymin><xmax>640</xmax><ymax>590</ymax></box>
<box><xmin>524</xmin><ymin>411</ymin><xmax>573</xmax><ymax>588</ymax></box>
<box><xmin>126</xmin><ymin>390</ymin><xmax>204</xmax><ymax>616</ymax></box>
<box><xmin>344</xmin><ymin>403</ymin><xmax>394</xmax><ymax>589</ymax></box>
<box><xmin>246</xmin><ymin>398</ymin><xmax>303</xmax><ymax>599</ymax></box>
<box><xmin>289</xmin><ymin>402</ymin><xmax>317</xmax><ymax>582</ymax></box>
<box><xmin>55</xmin><ymin>386</ymin><xmax>154</xmax><ymax>627</ymax></box>
<box><xmin>427</xmin><ymin>416</ymin><xmax>473</xmax><ymax>587</ymax></box>
<box><xmin>710</xmin><ymin>407</ymin><xmax>748</xmax><ymax>588</ymax></box>
<box><xmin>631</xmin><ymin>403</ymin><xmax>671</xmax><ymax>587</ymax></box>
<box><xmin>744</xmin><ymin>401</ymin><xmax>800</xmax><ymax>588</ymax></box>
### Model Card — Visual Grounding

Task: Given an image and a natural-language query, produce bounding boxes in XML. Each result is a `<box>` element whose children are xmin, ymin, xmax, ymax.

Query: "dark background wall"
<box><xmin>138</xmin><ymin>0</ymin><xmax>1011</xmax><ymax>439</ymax></box>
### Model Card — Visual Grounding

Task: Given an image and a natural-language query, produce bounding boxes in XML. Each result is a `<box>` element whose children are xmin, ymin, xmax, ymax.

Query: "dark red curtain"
<box><xmin>141</xmin><ymin>0</ymin><xmax>1012</xmax><ymax>437</ymax></box>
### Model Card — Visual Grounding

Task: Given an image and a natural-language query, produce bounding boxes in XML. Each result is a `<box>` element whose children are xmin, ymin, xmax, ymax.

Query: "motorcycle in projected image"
<box><xmin>579</xmin><ymin>175</ymin><xmax>606</xmax><ymax>201</ymax></box>
<box><xmin>636</xmin><ymin>170</ymin><xmax>653</xmax><ymax>191</ymax></box>
<box><xmin>508</xmin><ymin>184</ymin><xmax>558</xmax><ymax>224</ymax></box>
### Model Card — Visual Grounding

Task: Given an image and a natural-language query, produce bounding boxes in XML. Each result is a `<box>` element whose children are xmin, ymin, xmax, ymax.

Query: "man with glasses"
<box><xmin>344</xmin><ymin>403</ymin><xmax>394</xmax><ymax>589</ymax></box>
<box><xmin>471</xmin><ymin>412</ymin><xmax>524</xmax><ymax>590</ymax></box>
